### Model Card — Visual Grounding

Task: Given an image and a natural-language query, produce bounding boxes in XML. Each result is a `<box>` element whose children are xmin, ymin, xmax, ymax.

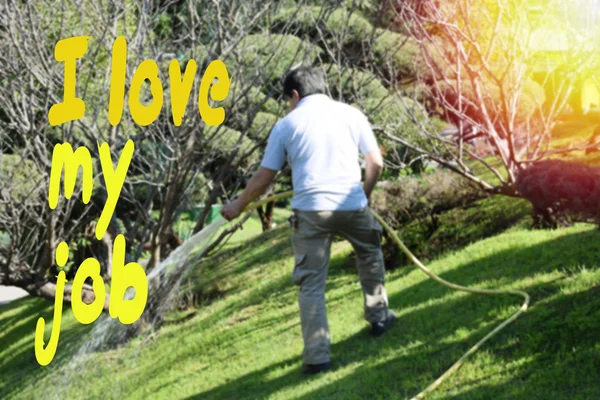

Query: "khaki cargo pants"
<box><xmin>290</xmin><ymin>206</ymin><xmax>389</xmax><ymax>365</ymax></box>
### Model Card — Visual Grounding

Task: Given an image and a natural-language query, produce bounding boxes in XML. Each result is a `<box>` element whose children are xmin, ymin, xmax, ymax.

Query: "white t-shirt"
<box><xmin>260</xmin><ymin>94</ymin><xmax>380</xmax><ymax>211</ymax></box>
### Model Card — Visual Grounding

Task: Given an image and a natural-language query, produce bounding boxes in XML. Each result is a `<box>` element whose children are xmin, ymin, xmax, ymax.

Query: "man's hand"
<box><xmin>221</xmin><ymin>199</ymin><xmax>244</xmax><ymax>221</ymax></box>
<box><xmin>220</xmin><ymin>167</ymin><xmax>278</xmax><ymax>221</ymax></box>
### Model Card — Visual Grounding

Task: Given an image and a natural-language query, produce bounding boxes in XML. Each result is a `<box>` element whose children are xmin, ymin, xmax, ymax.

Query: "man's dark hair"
<box><xmin>283</xmin><ymin>66</ymin><xmax>328</xmax><ymax>99</ymax></box>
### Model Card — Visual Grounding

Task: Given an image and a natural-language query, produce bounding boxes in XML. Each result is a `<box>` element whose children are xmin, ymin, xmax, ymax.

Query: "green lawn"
<box><xmin>1</xmin><ymin>202</ymin><xmax>599</xmax><ymax>399</ymax></box>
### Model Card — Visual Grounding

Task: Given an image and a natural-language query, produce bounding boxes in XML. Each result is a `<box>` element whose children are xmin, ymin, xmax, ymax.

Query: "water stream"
<box><xmin>45</xmin><ymin>218</ymin><xmax>228</xmax><ymax>398</ymax></box>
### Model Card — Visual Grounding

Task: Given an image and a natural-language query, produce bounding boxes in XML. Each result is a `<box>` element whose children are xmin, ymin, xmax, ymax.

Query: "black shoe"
<box><xmin>302</xmin><ymin>362</ymin><xmax>331</xmax><ymax>375</ymax></box>
<box><xmin>370</xmin><ymin>310</ymin><xmax>397</xmax><ymax>337</ymax></box>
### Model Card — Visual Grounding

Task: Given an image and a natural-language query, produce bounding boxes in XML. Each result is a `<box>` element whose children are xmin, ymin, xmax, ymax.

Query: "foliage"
<box><xmin>356</xmin><ymin>95</ymin><xmax>425</xmax><ymax>133</ymax></box>
<box><xmin>204</xmin><ymin>125</ymin><xmax>260</xmax><ymax>166</ymax></box>
<box><xmin>0</xmin><ymin>154</ymin><xmax>44</xmax><ymax>203</ymax></box>
<box><xmin>181</xmin><ymin>45</ymin><xmax>210</xmax><ymax>68</ymax></box>
<box><xmin>271</xmin><ymin>6</ymin><xmax>374</xmax><ymax>45</ymax></box>
<box><xmin>394</xmin><ymin>194</ymin><xmax>531</xmax><ymax>265</ymax></box>
<box><xmin>222</xmin><ymin>84</ymin><xmax>284</xmax><ymax>131</ymax></box>
<box><xmin>371</xmin><ymin>28</ymin><xmax>422</xmax><ymax>80</ymax></box>
<box><xmin>227</xmin><ymin>33</ymin><xmax>321</xmax><ymax>87</ymax></box>
<box><xmin>516</xmin><ymin>159</ymin><xmax>600</xmax><ymax>228</ymax></box>
<box><xmin>370</xmin><ymin>168</ymin><xmax>483</xmax><ymax>230</ymax></box>
<box><xmin>324</xmin><ymin>63</ymin><xmax>388</xmax><ymax>102</ymax></box>
<box><xmin>248</xmin><ymin>112</ymin><xmax>279</xmax><ymax>139</ymax></box>
<box><xmin>353</xmin><ymin>95</ymin><xmax>447</xmax><ymax>175</ymax></box>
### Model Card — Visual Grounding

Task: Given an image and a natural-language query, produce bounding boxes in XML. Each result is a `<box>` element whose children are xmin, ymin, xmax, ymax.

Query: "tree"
<box><xmin>385</xmin><ymin>0</ymin><xmax>600</xmax><ymax>224</ymax></box>
<box><xmin>0</xmin><ymin>0</ymin><xmax>443</xmax><ymax>309</ymax></box>
<box><xmin>0</xmin><ymin>0</ymin><xmax>315</xmax><ymax>304</ymax></box>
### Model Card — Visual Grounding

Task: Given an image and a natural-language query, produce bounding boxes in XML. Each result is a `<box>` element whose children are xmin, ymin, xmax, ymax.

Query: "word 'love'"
<box><xmin>48</xmin><ymin>36</ymin><xmax>230</xmax><ymax>127</ymax></box>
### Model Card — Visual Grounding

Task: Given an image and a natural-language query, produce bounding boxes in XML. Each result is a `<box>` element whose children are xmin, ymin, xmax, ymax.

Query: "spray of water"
<box><xmin>45</xmin><ymin>218</ymin><xmax>228</xmax><ymax>398</ymax></box>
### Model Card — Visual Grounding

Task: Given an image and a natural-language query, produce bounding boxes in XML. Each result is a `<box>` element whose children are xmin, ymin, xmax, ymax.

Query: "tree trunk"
<box><xmin>531</xmin><ymin>206</ymin><xmax>571</xmax><ymax>229</ymax></box>
<box><xmin>193</xmin><ymin>183</ymin><xmax>221</xmax><ymax>234</ymax></box>
<box><xmin>23</xmin><ymin>280</ymin><xmax>110</xmax><ymax>311</ymax></box>
<box><xmin>256</xmin><ymin>201</ymin><xmax>275</xmax><ymax>231</ymax></box>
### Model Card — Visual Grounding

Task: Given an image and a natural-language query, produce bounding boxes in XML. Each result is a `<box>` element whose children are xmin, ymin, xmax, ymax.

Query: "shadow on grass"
<box><xmin>181</xmin><ymin>229</ymin><xmax>600</xmax><ymax>400</ymax></box>
<box><xmin>393</xmin><ymin>229</ymin><xmax>600</xmax><ymax>311</ymax></box>
<box><xmin>185</xmin><ymin>225</ymin><xmax>366</xmax><ymax>312</ymax></box>
<box><xmin>0</xmin><ymin>297</ymin><xmax>51</xmax><ymax>340</ymax></box>
<box><xmin>0</xmin><ymin>297</ymin><xmax>93</xmax><ymax>399</ymax></box>
<box><xmin>3</xmin><ymin>227</ymin><xmax>598</xmax><ymax>399</ymax></box>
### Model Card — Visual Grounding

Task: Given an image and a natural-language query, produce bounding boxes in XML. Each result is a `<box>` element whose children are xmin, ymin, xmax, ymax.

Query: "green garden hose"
<box><xmin>243</xmin><ymin>190</ymin><xmax>530</xmax><ymax>400</ymax></box>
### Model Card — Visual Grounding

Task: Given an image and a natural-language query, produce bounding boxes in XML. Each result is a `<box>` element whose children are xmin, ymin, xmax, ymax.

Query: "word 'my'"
<box><xmin>36</xmin><ymin>140</ymin><xmax>148</xmax><ymax>366</ymax></box>
<box><xmin>48</xmin><ymin>36</ymin><xmax>230</xmax><ymax>127</ymax></box>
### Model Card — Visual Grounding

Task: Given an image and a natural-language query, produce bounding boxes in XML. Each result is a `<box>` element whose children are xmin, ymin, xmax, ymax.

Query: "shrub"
<box><xmin>519</xmin><ymin>79</ymin><xmax>546</xmax><ymax>113</ymax></box>
<box><xmin>222</xmin><ymin>83</ymin><xmax>285</xmax><ymax>130</ymax></box>
<box><xmin>227</xmin><ymin>34</ymin><xmax>321</xmax><ymax>87</ymax></box>
<box><xmin>370</xmin><ymin>168</ymin><xmax>485</xmax><ymax>267</ymax></box>
<box><xmin>204</xmin><ymin>125</ymin><xmax>260</xmax><ymax>166</ymax></box>
<box><xmin>356</xmin><ymin>95</ymin><xmax>424</xmax><ymax>130</ymax></box>
<box><xmin>352</xmin><ymin>95</ymin><xmax>447</xmax><ymax>175</ymax></box>
<box><xmin>248</xmin><ymin>112</ymin><xmax>279</xmax><ymax>139</ymax></box>
<box><xmin>226</xmin><ymin>111</ymin><xmax>279</xmax><ymax>141</ymax></box>
<box><xmin>371</xmin><ymin>28</ymin><xmax>422</xmax><ymax>80</ymax></box>
<box><xmin>0</xmin><ymin>153</ymin><xmax>44</xmax><ymax>203</ymax></box>
<box><xmin>516</xmin><ymin>159</ymin><xmax>600</xmax><ymax>228</ymax></box>
<box><xmin>370</xmin><ymin>168</ymin><xmax>482</xmax><ymax>228</ymax></box>
<box><xmin>188</xmin><ymin>173</ymin><xmax>209</xmax><ymax>207</ymax></box>
<box><xmin>324</xmin><ymin>63</ymin><xmax>388</xmax><ymax>102</ymax></box>
<box><xmin>181</xmin><ymin>45</ymin><xmax>209</xmax><ymax>68</ymax></box>
<box><xmin>354</xmin><ymin>95</ymin><xmax>422</xmax><ymax>151</ymax></box>
<box><xmin>271</xmin><ymin>6</ymin><xmax>373</xmax><ymax>46</ymax></box>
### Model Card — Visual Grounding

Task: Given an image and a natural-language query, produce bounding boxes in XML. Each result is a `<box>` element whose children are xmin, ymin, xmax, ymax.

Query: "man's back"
<box><xmin>221</xmin><ymin>67</ymin><xmax>392</xmax><ymax>372</ymax></box>
<box><xmin>261</xmin><ymin>94</ymin><xmax>379</xmax><ymax>211</ymax></box>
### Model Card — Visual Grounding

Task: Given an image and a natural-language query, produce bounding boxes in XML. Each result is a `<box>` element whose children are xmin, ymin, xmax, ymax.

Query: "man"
<box><xmin>221</xmin><ymin>66</ymin><xmax>396</xmax><ymax>374</ymax></box>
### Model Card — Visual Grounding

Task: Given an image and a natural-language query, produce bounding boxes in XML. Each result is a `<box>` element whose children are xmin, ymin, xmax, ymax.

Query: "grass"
<box><xmin>1</xmin><ymin>197</ymin><xmax>599</xmax><ymax>399</ymax></box>
<box><xmin>219</xmin><ymin>207</ymin><xmax>290</xmax><ymax>247</ymax></box>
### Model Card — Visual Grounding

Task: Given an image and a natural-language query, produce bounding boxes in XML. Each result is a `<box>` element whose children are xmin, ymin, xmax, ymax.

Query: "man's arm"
<box><xmin>221</xmin><ymin>167</ymin><xmax>277</xmax><ymax>221</ymax></box>
<box><xmin>356</xmin><ymin>111</ymin><xmax>383</xmax><ymax>201</ymax></box>
<box><xmin>363</xmin><ymin>150</ymin><xmax>384</xmax><ymax>201</ymax></box>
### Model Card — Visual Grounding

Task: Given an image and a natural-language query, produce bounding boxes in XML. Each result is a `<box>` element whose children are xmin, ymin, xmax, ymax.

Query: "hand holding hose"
<box><xmin>221</xmin><ymin>199</ymin><xmax>244</xmax><ymax>221</ymax></box>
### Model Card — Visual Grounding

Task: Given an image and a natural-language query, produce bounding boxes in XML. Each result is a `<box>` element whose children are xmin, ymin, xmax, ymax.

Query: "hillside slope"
<box><xmin>1</xmin><ymin>219</ymin><xmax>600</xmax><ymax>399</ymax></box>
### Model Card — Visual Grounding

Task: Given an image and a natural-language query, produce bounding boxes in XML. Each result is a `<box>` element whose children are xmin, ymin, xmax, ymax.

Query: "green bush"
<box><xmin>271</xmin><ymin>6</ymin><xmax>373</xmax><ymax>45</ymax></box>
<box><xmin>188</xmin><ymin>173</ymin><xmax>209</xmax><ymax>206</ymax></box>
<box><xmin>354</xmin><ymin>95</ymin><xmax>437</xmax><ymax>145</ymax></box>
<box><xmin>0</xmin><ymin>154</ymin><xmax>44</xmax><ymax>202</ymax></box>
<box><xmin>221</xmin><ymin>83</ymin><xmax>284</xmax><ymax>134</ymax></box>
<box><xmin>248</xmin><ymin>112</ymin><xmax>279</xmax><ymax>139</ymax></box>
<box><xmin>371</xmin><ymin>28</ymin><xmax>422</xmax><ymax>80</ymax></box>
<box><xmin>227</xmin><ymin>34</ymin><xmax>321</xmax><ymax>86</ymax></box>
<box><xmin>520</xmin><ymin>79</ymin><xmax>546</xmax><ymax>112</ymax></box>
<box><xmin>351</xmin><ymin>94</ymin><xmax>446</xmax><ymax>176</ymax></box>
<box><xmin>181</xmin><ymin>45</ymin><xmax>209</xmax><ymax>67</ymax></box>
<box><xmin>370</xmin><ymin>168</ymin><xmax>485</xmax><ymax>266</ymax></box>
<box><xmin>356</xmin><ymin>95</ymin><xmax>422</xmax><ymax>128</ymax></box>
<box><xmin>222</xmin><ymin>84</ymin><xmax>284</xmax><ymax>117</ymax></box>
<box><xmin>324</xmin><ymin>63</ymin><xmax>388</xmax><ymax>102</ymax></box>
<box><xmin>224</xmin><ymin>111</ymin><xmax>279</xmax><ymax>141</ymax></box>
<box><xmin>204</xmin><ymin>125</ymin><xmax>260</xmax><ymax>166</ymax></box>
<box><xmin>371</xmin><ymin>169</ymin><xmax>481</xmax><ymax>228</ymax></box>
